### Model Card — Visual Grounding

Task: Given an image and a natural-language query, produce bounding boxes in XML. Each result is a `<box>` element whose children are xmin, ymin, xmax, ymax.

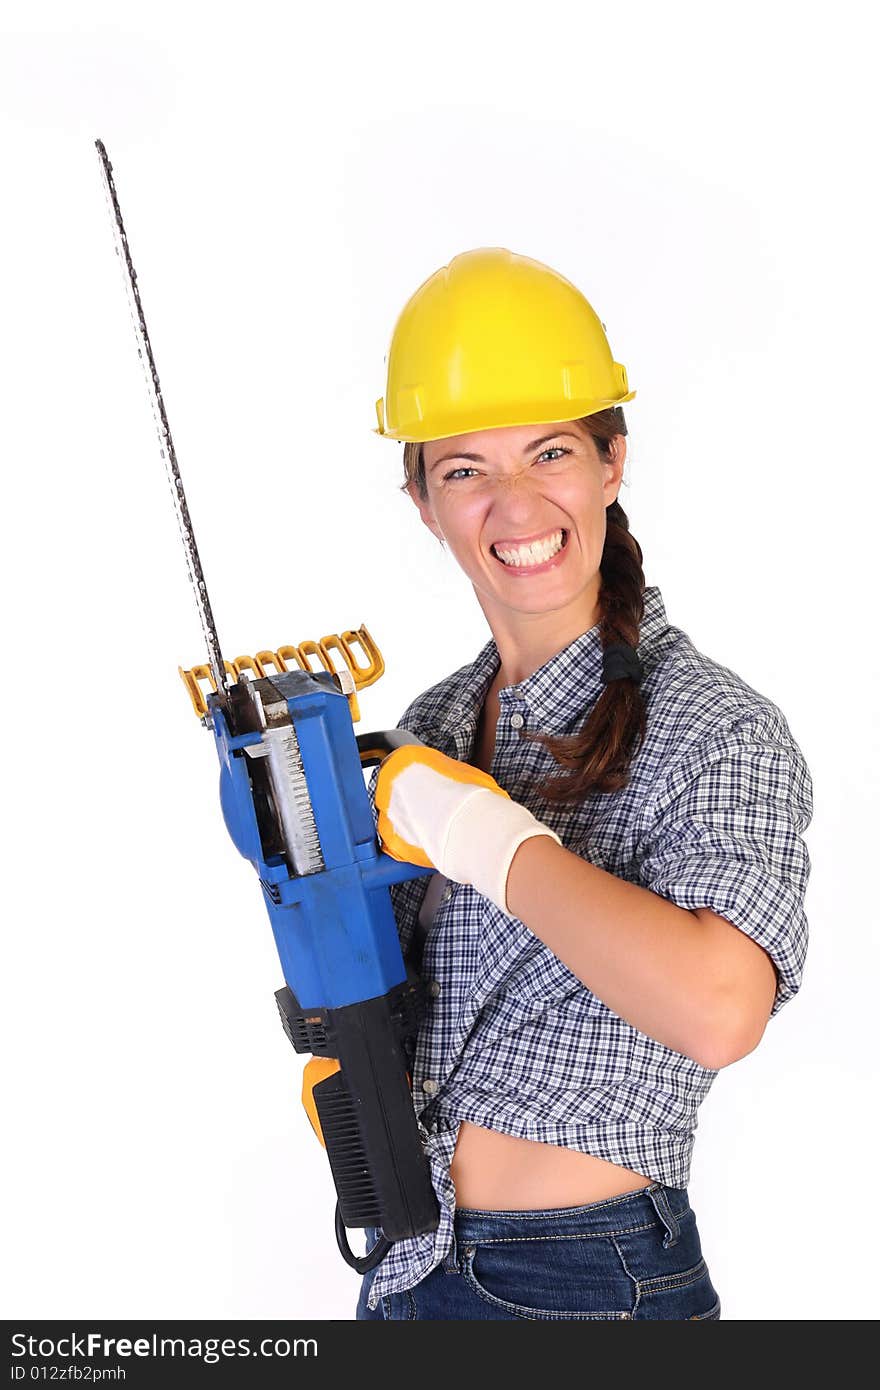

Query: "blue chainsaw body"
<box><xmin>210</xmin><ymin>668</ymin><xmax>434</xmax><ymax>1012</ymax></box>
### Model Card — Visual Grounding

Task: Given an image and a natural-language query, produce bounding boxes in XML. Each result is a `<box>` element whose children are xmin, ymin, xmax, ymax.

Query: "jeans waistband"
<box><xmin>447</xmin><ymin>1182</ymin><xmax>686</xmax><ymax>1270</ymax></box>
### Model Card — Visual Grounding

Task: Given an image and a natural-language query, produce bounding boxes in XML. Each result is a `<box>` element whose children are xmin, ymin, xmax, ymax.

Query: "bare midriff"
<box><xmin>454</xmin><ymin>689</ymin><xmax>655</xmax><ymax>1208</ymax></box>
<box><xmin>449</xmin><ymin>1120</ymin><xmax>654</xmax><ymax>1209</ymax></box>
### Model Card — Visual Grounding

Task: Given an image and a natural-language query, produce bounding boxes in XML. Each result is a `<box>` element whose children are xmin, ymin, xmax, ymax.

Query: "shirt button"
<box><xmin>442</xmin><ymin>883</ymin><xmax>453</xmax><ymax>901</ymax></box>
<box><xmin>510</xmin><ymin>712</ymin><xmax>524</xmax><ymax>729</ymax></box>
<box><xmin>422</xmin><ymin>1079</ymin><xmax>440</xmax><ymax>1095</ymax></box>
<box><xmin>429</xmin><ymin>979</ymin><xmax>442</xmax><ymax>997</ymax></box>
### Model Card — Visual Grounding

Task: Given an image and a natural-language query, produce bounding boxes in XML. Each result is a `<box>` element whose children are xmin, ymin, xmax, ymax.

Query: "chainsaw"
<box><xmin>95</xmin><ymin>138</ymin><xmax>440</xmax><ymax>1274</ymax></box>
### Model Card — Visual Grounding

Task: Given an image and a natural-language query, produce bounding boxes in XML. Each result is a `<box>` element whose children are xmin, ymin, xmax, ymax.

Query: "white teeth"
<box><xmin>494</xmin><ymin>529</ymin><xmax>565</xmax><ymax>567</ymax></box>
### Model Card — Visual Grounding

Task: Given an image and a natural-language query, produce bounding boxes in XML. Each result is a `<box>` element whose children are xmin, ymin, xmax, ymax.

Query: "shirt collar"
<box><xmin>437</xmin><ymin>585</ymin><xmax>669</xmax><ymax>745</ymax></box>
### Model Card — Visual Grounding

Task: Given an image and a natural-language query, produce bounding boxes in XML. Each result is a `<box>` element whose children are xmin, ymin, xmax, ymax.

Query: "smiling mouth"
<box><xmin>491</xmin><ymin>529</ymin><xmax>569</xmax><ymax>568</ymax></box>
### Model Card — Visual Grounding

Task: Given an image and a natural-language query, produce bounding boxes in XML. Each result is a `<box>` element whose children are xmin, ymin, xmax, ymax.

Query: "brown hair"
<box><xmin>400</xmin><ymin>407</ymin><xmax>647</xmax><ymax>804</ymax></box>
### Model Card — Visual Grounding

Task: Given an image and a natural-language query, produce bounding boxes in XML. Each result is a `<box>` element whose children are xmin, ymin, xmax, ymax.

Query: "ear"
<box><xmin>603</xmin><ymin>434</ymin><xmax>627</xmax><ymax>508</ymax></box>
<box><xmin>406</xmin><ymin>478</ymin><xmax>446</xmax><ymax>546</ymax></box>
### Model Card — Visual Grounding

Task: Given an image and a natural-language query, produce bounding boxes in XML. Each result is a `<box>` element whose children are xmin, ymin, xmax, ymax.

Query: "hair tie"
<box><xmin>602</xmin><ymin>641</ymin><xmax>644</xmax><ymax>686</ymax></box>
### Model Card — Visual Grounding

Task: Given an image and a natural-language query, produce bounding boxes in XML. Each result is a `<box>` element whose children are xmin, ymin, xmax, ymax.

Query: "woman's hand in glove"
<box><xmin>374</xmin><ymin>744</ymin><xmax>561</xmax><ymax>916</ymax></box>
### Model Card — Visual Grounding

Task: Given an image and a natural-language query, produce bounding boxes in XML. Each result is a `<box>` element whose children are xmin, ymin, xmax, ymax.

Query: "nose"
<box><xmin>489</xmin><ymin>467</ymin><xmax>554</xmax><ymax>522</ymax></box>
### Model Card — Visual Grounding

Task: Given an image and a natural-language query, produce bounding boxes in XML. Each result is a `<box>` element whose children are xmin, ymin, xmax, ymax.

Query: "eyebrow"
<box><xmin>427</xmin><ymin>430</ymin><xmax>581</xmax><ymax>474</ymax></box>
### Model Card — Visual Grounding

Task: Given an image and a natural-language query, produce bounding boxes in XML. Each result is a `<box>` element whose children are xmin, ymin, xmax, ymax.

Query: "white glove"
<box><xmin>374</xmin><ymin>744</ymin><xmax>561</xmax><ymax>915</ymax></box>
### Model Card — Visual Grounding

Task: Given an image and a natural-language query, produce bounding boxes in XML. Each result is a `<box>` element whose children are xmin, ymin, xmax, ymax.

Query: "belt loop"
<box><xmin>442</xmin><ymin>1224</ymin><xmax>460</xmax><ymax>1274</ymax></box>
<box><xmin>646</xmin><ymin>1182</ymin><xmax>680</xmax><ymax>1249</ymax></box>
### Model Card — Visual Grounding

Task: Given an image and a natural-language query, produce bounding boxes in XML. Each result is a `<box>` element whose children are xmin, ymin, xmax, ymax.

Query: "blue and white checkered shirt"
<box><xmin>362</xmin><ymin>584</ymin><xmax>813</xmax><ymax>1309</ymax></box>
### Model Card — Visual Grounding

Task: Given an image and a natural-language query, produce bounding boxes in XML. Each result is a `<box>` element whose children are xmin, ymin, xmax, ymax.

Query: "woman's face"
<box><xmin>411</xmin><ymin>420</ymin><xmax>625</xmax><ymax>628</ymax></box>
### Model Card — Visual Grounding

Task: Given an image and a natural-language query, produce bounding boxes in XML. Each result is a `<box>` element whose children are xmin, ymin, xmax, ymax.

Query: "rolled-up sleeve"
<box><xmin>634</xmin><ymin>712</ymin><xmax>813</xmax><ymax>1018</ymax></box>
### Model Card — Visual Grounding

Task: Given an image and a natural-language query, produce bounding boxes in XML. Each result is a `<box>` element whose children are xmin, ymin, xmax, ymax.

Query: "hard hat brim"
<box><xmin>373</xmin><ymin>391</ymin><xmax>636</xmax><ymax>444</ymax></box>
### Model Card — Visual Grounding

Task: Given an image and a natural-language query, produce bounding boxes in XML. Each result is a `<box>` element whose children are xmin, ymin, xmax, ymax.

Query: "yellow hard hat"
<box><xmin>374</xmin><ymin>246</ymin><xmax>635</xmax><ymax>443</ymax></box>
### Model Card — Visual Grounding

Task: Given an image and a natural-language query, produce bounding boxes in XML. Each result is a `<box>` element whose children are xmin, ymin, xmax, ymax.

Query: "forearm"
<box><xmin>504</xmin><ymin>835</ymin><xmax>733</xmax><ymax>1067</ymax></box>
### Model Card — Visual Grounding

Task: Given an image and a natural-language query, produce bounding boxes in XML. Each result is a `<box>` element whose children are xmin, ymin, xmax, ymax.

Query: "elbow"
<box><xmin>696</xmin><ymin>1003</ymin><xmax>770</xmax><ymax>1071</ymax></box>
<box><xmin>697</xmin><ymin>1031</ymin><xmax>761</xmax><ymax>1071</ymax></box>
<box><xmin>688</xmin><ymin>909</ymin><xmax>779</xmax><ymax>1069</ymax></box>
<box><xmin>692</xmin><ymin>943</ymin><xmax>778</xmax><ymax>1069</ymax></box>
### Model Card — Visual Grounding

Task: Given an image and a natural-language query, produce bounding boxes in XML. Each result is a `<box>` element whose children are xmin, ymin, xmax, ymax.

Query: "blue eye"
<box><xmin>442</xmin><ymin>446</ymin><xmax>571</xmax><ymax>482</ymax></box>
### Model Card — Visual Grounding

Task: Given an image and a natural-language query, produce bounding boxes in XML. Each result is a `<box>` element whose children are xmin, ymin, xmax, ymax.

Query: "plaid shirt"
<box><xmin>362</xmin><ymin>584</ymin><xmax>813</xmax><ymax>1308</ymax></box>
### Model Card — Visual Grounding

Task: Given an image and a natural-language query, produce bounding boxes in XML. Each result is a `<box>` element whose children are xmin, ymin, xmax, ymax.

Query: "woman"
<box><xmin>356</xmin><ymin>248</ymin><xmax>813</xmax><ymax>1320</ymax></box>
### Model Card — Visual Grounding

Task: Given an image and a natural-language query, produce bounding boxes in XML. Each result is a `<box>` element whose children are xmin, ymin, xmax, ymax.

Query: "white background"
<box><xmin>2</xmin><ymin>0</ymin><xmax>877</xmax><ymax>1321</ymax></box>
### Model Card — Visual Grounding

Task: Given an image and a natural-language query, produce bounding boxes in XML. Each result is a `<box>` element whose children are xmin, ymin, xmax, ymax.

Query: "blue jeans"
<box><xmin>355</xmin><ymin>1182</ymin><xmax>721</xmax><ymax>1320</ymax></box>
